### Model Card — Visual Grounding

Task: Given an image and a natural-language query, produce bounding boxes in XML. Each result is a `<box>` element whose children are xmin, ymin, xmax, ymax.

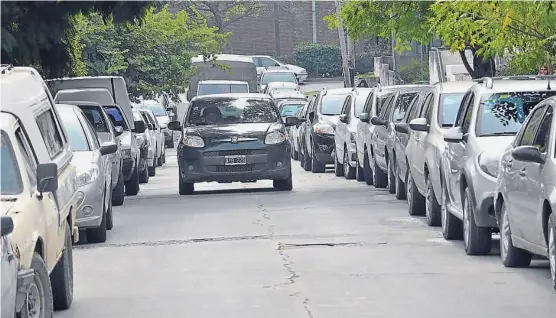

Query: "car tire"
<box><xmin>157</xmin><ymin>155</ymin><xmax>163</xmax><ymax>166</ymax></box>
<box><xmin>372</xmin><ymin>155</ymin><xmax>387</xmax><ymax>188</ymax></box>
<box><xmin>106</xmin><ymin>195</ymin><xmax>114</xmax><ymax>231</ymax></box>
<box><xmin>125</xmin><ymin>165</ymin><xmax>140</xmax><ymax>196</ymax></box>
<box><xmin>441</xmin><ymin>187</ymin><xmax>463</xmax><ymax>240</ymax></box>
<box><xmin>463</xmin><ymin>187</ymin><xmax>492</xmax><ymax>255</ymax></box>
<box><xmin>179</xmin><ymin>175</ymin><xmax>194</xmax><ymax>195</ymax></box>
<box><xmin>112</xmin><ymin>170</ymin><xmax>125</xmax><ymax>206</ymax></box>
<box><xmin>406</xmin><ymin>171</ymin><xmax>425</xmax><ymax>216</ymax></box>
<box><xmin>148</xmin><ymin>165</ymin><xmax>156</xmax><ymax>177</ymax></box>
<box><xmin>311</xmin><ymin>150</ymin><xmax>326</xmax><ymax>173</ymax></box>
<box><xmin>273</xmin><ymin>172</ymin><xmax>293</xmax><ymax>191</ymax></box>
<box><xmin>50</xmin><ymin>222</ymin><xmax>73</xmax><ymax>310</ymax></box>
<box><xmin>548</xmin><ymin>213</ymin><xmax>556</xmax><ymax>290</ymax></box>
<box><xmin>139</xmin><ymin>161</ymin><xmax>149</xmax><ymax>184</ymax></box>
<box><xmin>87</xmin><ymin>199</ymin><xmax>107</xmax><ymax>243</ymax></box>
<box><xmin>387</xmin><ymin>156</ymin><xmax>396</xmax><ymax>194</ymax></box>
<box><xmin>21</xmin><ymin>253</ymin><xmax>53</xmax><ymax>317</ymax></box>
<box><xmin>363</xmin><ymin>150</ymin><xmax>373</xmax><ymax>186</ymax></box>
<box><xmin>355</xmin><ymin>154</ymin><xmax>365</xmax><ymax>182</ymax></box>
<box><xmin>334</xmin><ymin>149</ymin><xmax>344</xmax><ymax>177</ymax></box>
<box><xmin>162</xmin><ymin>152</ymin><xmax>166</xmax><ymax>164</ymax></box>
<box><xmin>394</xmin><ymin>163</ymin><xmax>406</xmax><ymax>200</ymax></box>
<box><xmin>425</xmin><ymin>177</ymin><xmax>441</xmax><ymax>226</ymax></box>
<box><xmin>292</xmin><ymin>146</ymin><xmax>299</xmax><ymax>160</ymax></box>
<box><xmin>302</xmin><ymin>148</ymin><xmax>312</xmax><ymax>172</ymax></box>
<box><xmin>343</xmin><ymin>147</ymin><xmax>355</xmax><ymax>180</ymax></box>
<box><xmin>167</xmin><ymin>139</ymin><xmax>174</xmax><ymax>148</ymax></box>
<box><xmin>499</xmin><ymin>202</ymin><xmax>532</xmax><ymax>267</ymax></box>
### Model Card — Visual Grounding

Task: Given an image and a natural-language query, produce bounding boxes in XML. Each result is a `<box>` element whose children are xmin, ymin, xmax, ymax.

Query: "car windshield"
<box><xmin>262</xmin><ymin>72</ymin><xmax>296</xmax><ymax>84</ymax></box>
<box><xmin>477</xmin><ymin>91</ymin><xmax>556</xmax><ymax>136</ymax></box>
<box><xmin>187</xmin><ymin>98</ymin><xmax>278</xmax><ymax>125</ymax></box>
<box><xmin>58</xmin><ymin>110</ymin><xmax>90</xmax><ymax>151</ymax></box>
<box><xmin>438</xmin><ymin>93</ymin><xmax>465</xmax><ymax>127</ymax></box>
<box><xmin>1</xmin><ymin>132</ymin><xmax>23</xmax><ymax>195</ymax></box>
<box><xmin>279</xmin><ymin>103</ymin><xmax>305</xmax><ymax>117</ymax></box>
<box><xmin>354</xmin><ymin>90</ymin><xmax>372</xmax><ymax>117</ymax></box>
<box><xmin>79</xmin><ymin>106</ymin><xmax>109</xmax><ymax>133</ymax></box>
<box><xmin>133</xmin><ymin>111</ymin><xmax>143</xmax><ymax>122</ymax></box>
<box><xmin>141</xmin><ymin>103</ymin><xmax>168</xmax><ymax>116</ymax></box>
<box><xmin>392</xmin><ymin>92</ymin><xmax>418</xmax><ymax>122</ymax></box>
<box><xmin>198</xmin><ymin>84</ymin><xmax>249</xmax><ymax>95</ymax></box>
<box><xmin>319</xmin><ymin>95</ymin><xmax>349</xmax><ymax>115</ymax></box>
<box><xmin>103</xmin><ymin>106</ymin><xmax>129</xmax><ymax>130</ymax></box>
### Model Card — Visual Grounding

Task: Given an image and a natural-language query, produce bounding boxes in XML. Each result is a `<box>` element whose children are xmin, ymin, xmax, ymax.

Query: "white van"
<box><xmin>0</xmin><ymin>65</ymin><xmax>79</xmax><ymax>315</ymax></box>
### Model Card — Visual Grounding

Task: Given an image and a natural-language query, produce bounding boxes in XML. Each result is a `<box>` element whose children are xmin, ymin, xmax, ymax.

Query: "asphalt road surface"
<box><xmin>55</xmin><ymin>82</ymin><xmax>555</xmax><ymax>318</ymax></box>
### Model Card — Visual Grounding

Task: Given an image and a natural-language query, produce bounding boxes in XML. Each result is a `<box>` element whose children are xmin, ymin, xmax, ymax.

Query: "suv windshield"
<box><xmin>438</xmin><ymin>93</ymin><xmax>465</xmax><ymax>127</ymax></box>
<box><xmin>279</xmin><ymin>103</ymin><xmax>305</xmax><ymax>117</ymax></box>
<box><xmin>187</xmin><ymin>98</ymin><xmax>278</xmax><ymax>125</ymax></box>
<box><xmin>79</xmin><ymin>106</ymin><xmax>109</xmax><ymax>133</ymax></box>
<box><xmin>58</xmin><ymin>110</ymin><xmax>90</xmax><ymax>152</ymax></box>
<box><xmin>103</xmin><ymin>106</ymin><xmax>130</xmax><ymax>130</ymax></box>
<box><xmin>1</xmin><ymin>132</ymin><xmax>23</xmax><ymax>195</ymax></box>
<box><xmin>319</xmin><ymin>95</ymin><xmax>349</xmax><ymax>115</ymax></box>
<box><xmin>262</xmin><ymin>73</ymin><xmax>296</xmax><ymax>84</ymax></box>
<box><xmin>477</xmin><ymin>91</ymin><xmax>556</xmax><ymax>136</ymax></box>
<box><xmin>392</xmin><ymin>92</ymin><xmax>418</xmax><ymax>122</ymax></box>
<box><xmin>198</xmin><ymin>84</ymin><xmax>249</xmax><ymax>95</ymax></box>
<box><xmin>140</xmin><ymin>104</ymin><xmax>167</xmax><ymax>116</ymax></box>
<box><xmin>354</xmin><ymin>90</ymin><xmax>372</xmax><ymax>117</ymax></box>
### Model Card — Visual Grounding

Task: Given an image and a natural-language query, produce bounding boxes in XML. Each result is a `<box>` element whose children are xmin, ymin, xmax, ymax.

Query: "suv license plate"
<box><xmin>224</xmin><ymin>155</ymin><xmax>247</xmax><ymax>165</ymax></box>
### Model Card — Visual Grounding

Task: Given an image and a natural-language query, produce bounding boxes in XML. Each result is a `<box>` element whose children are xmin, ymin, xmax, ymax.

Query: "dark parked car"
<box><xmin>167</xmin><ymin>94</ymin><xmax>299</xmax><ymax>195</ymax></box>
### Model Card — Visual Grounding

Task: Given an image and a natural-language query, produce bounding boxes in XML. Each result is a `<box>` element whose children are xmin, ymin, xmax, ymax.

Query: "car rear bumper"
<box><xmin>75</xmin><ymin>180</ymin><xmax>105</xmax><ymax>229</ymax></box>
<box><xmin>178</xmin><ymin>141</ymin><xmax>291</xmax><ymax>183</ymax></box>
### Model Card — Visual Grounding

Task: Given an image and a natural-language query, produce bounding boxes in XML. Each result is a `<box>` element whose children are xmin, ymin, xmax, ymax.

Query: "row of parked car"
<box><xmin>0</xmin><ymin>65</ymin><xmax>175</xmax><ymax>317</ymax></box>
<box><xmin>288</xmin><ymin>76</ymin><xmax>556</xmax><ymax>290</ymax></box>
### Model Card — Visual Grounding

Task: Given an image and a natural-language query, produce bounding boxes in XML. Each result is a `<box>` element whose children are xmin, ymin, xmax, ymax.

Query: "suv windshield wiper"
<box><xmin>479</xmin><ymin>132</ymin><xmax>516</xmax><ymax>137</ymax></box>
<box><xmin>321</xmin><ymin>113</ymin><xmax>339</xmax><ymax>116</ymax></box>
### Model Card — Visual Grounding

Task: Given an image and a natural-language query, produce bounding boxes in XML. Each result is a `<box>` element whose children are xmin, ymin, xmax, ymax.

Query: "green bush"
<box><xmin>355</xmin><ymin>52</ymin><xmax>375</xmax><ymax>74</ymax></box>
<box><xmin>399</xmin><ymin>60</ymin><xmax>429</xmax><ymax>84</ymax></box>
<box><xmin>291</xmin><ymin>42</ymin><xmax>341</xmax><ymax>77</ymax></box>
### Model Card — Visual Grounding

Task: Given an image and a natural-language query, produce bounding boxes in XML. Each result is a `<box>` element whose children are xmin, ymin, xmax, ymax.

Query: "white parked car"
<box><xmin>251</xmin><ymin>55</ymin><xmax>308</xmax><ymax>83</ymax></box>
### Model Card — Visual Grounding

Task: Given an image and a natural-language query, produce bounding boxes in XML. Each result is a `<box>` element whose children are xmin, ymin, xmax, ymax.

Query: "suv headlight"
<box><xmin>265</xmin><ymin>130</ymin><xmax>286</xmax><ymax>145</ymax></box>
<box><xmin>77</xmin><ymin>164</ymin><xmax>99</xmax><ymax>187</ymax></box>
<box><xmin>314</xmin><ymin>123</ymin><xmax>334</xmax><ymax>135</ymax></box>
<box><xmin>183</xmin><ymin>135</ymin><xmax>205</xmax><ymax>148</ymax></box>
<box><xmin>478</xmin><ymin>152</ymin><xmax>500</xmax><ymax>178</ymax></box>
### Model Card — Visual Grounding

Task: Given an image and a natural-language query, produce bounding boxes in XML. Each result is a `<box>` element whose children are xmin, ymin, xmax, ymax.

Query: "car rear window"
<box><xmin>319</xmin><ymin>95</ymin><xmax>348</xmax><ymax>115</ymax></box>
<box><xmin>262</xmin><ymin>72</ymin><xmax>296</xmax><ymax>84</ymax></box>
<box><xmin>78</xmin><ymin>106</ymin><xmax>109</xmax><ymax>133</ymax></box>
<box><xmin>58</xmin><ymin>110</ymin><xmax>91</xmax><ymax>152</ymax></box>
<box><xmin>187</xmin><ymin>98</ymin><xmax>278</xmax><ymax>125</ymax></box>
<box><xmin>438</xmin><ymin>93</ymin><xmax>465</xmax><ymax>127</ymax></box>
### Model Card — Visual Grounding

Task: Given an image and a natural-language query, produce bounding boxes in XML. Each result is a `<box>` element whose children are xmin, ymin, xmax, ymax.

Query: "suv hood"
<box><xmin>319</xmin><ymin>115</ymin><xmax>340</xmax><ymax>128</ymax></box>
<box><xmin>1</xmin><ymin>201</ymin><xmax>15</xmax><ymax>215</ymax></box>
<box><xmin>156</xmin><ymin>115</ymin><xmax>170</xmax><ymax>125</ymax></box>
<box><xmin>71</xmin><ymin>151</ymin><xmax>96</xmax><ymax>173</ymax></box>
<box><xmin>97</xmin><ymin>132</ymin><xmax>113</xmax><ymax>144</ymax></box>
<box><xmin>476</xmin><ymin>136</ymin><xmax>515</xmax><ymax>155</ymax></box>
<box><xmin>186</xmin><ymin>123</ymin><xmax>273</xmax><ymax>140</ymax></box>
<box><xmin>119</xmin><ymin>131</ymin><xmax>132</xmax><ymax>148</ymax></box>
<box><xmin>285</xmin><ymin>64</ymin><xmax>307</xmax><ymax>74</ymax></box>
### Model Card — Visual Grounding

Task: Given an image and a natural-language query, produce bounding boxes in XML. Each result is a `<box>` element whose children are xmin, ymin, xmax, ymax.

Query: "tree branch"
<box><xmin>459</xmin><ymin>49</ymin><xmax>475</xmax><ymax>77</ymax></box>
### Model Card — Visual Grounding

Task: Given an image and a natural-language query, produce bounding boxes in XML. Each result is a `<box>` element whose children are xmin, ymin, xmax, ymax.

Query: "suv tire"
<box><xmin>363</xmin><ymin>150</ymin><xmax>373</xmax><ymax>186</ymax></box>
<box><xmin>499</xmin><ymin>202</ymin><xmax>532</xmax><ymax>267</ymax></box>
<box><xmin>22</xmin><ymin>253</ymin><xmax>53</xmax><ymax>317</ymax></box>
<box><xmin>406</xmin><ymin>171</ymin><xmax>425</xmax><ymax>216</ymax></box>
<box><xmin>125</xmin><ymin>165</ymin><xmax>140</xmax><ymax>196</ymax></box>
<box><xmin>463</xmin><ymin>187</ymin><xmax>492</xmax><ymax>255</ymax></box>
<box><xmin>372</xmin><ymin>156</ymin><xmax>387</xmax><ymax>188</ymax></box>
<box><xmin>343</xmin><ymin>147</ymin><xmax>355</xmax><ymax>179</ymax></box>
<box><xmin>112</xmin><ymin>170</ymin><xmax>125</xmax><ymax>206</ymax></box>
<box><xmin>425</xmin><ymin>177</ymin><xmax>441</xmax><ymax>226</ymax></box>
<box><xmin>51</xmin><ymin>222</ymin><xmax>73</xmax><ymax>310</ymax></box>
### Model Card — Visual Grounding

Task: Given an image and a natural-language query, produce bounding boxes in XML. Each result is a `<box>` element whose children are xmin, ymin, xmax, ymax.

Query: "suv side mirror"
<box><xmin>394</xmin><ymin>123</ymin><xmax>409</xmax><ymax>134</ymax></box>
<box><xmin>167</xmin><ymin>121</ymin><xmax>182</xmax><ymax>131</ymax></box>
<box><xmin>133</xmin><ymin>121</ymin><xmax>146</xmax><ymax>134</ymax></box>
<box><xmin>100</xmin><ymin>142</ymin><xmax>118</xmax><ymax>156</ymax></box>
<box><xmin>443</xmin><ymin>126</ymin><xmax>464</xmax><ymax>143</ymax></box>
<box><xmin>511</xmin><ymin>146</ymin><xmax>546</xmax><ymax>164</ymax></box>
<box><xmin>408</xmin><ymin>118</ymin><xmax>429</xmax><ymax>132</ymax></box>
<box><xmin>114</xmin><ymin>126</ymin><xmax>124</xmax><ymax>137</ymax></box>
<box><xmin>284</xmin><ymin>116</ymin><xmax>300</xmax><ymax>127</ymax></box>
<box><xmin>1</xmin><ymin>216</ymin><xmax>14</xmax><ymax>237</ymax></box>
<box><xmin>339</xmin><ymin>114</ymin><xmax>348</xmax><ymax>123</ymax></box>
<box><xmin>370</xmin><ymin>116</ymin><xmax>387</xmax><ymax>126</ymax></box>
<box><xmin>36</xmin><ymin>163</ymin><xmax>58</xmax><ymax>199</ymax></box>
<box><xmin>359</xmin><ymin>113</ymin><xmax>370</xmax><ymax>123</ymax></box>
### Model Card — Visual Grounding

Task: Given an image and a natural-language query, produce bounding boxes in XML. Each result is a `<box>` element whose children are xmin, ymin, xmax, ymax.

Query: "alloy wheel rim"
<box><xmin>425</xmin><ymin>182</ymin><xmax>431</xmax><ymax>220</ymax></box>
<box><xmin>388</xmin><ymin>161</ymin><xmax>393</xmax><ymax>187</ymax></box>
<box><xmin>501</xmin><ymin>208</ymin><xmax>511</xmax><ymax>260</ymax></box>
<box><xmin>441</xmin><ymin>201</ymin><xmax>448</xmax><ymax>232</ymax></box>
<box><xmin>26</xmin><ymin>276</ymin><xmax>43</xmax><ymax>318</ymax></box>
<box><xmin>549</xmin><ymin>226</ymin><xmax>555</xmax><ymax>283</ymax></box>
<box><xmin>344</xmin><ymin>151</ymin><xmax>349</xmax><ymax>176</ymax></box>
<box><xmin>463</xmin><ymin>198</ymin><xmax>470</xmax><ymax>248</ymax></box>
<box><xmin>406</xmin><ymin>175</ymin><xmax>412</xmax><ymax>205</ymax></box>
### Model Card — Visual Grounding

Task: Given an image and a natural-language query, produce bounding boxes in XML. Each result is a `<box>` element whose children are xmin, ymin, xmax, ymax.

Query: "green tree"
<box><xmin>1</xmin><ymin>1</ymin><xmax>153</xmax><ymax>78</ymax></box>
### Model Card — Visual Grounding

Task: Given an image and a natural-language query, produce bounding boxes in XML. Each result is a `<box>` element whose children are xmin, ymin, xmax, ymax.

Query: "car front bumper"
<box><xmin>312</xmin><ymin>133</ymin><xmax>335</xmax><ymax>164</ymax></box>
<box><xmin>75</xmin><ymin>179</ymin><xmax>105</xmax><ymax>229</ymax></box>
<box><xmin>297</xmin><ymin>73</ymin><xmax>308</xmax><ymax>83</ymax></box>
<box><xmin>178</xmin><ymin>141</ymin><xmax>291</xmax><ymax>183</ymax></box>
<box><xmin>471</xmin><ymin>166</ymin><xmax>498</xmax><ymax>228</ymax></box>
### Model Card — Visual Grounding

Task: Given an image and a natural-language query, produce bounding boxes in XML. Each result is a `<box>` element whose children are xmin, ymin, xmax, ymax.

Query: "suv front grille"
<box><xmin>204</xmin><ymin>163</ymin><xmax>266</xmax><ymax>173</ymax></box>
<box><xmin>203</xmin><ymin>149</ymin><xmax>266</xmax><ymax>157</ymax></box>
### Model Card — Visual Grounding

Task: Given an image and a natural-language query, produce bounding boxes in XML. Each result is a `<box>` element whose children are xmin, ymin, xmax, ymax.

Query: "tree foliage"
<box><xmin>73</xmin><ymin>6</ymin><xmax>229</xmax><ymax>100</ymax></box>
<box><xmin>291</xmin><ymin>43</ymin><xmax>342</xmax><ymax>77</ymax></box>
<box><xmin>1</xmin><ymin>1</ymin><xmax>153</xmax><ymax>78</ymax></box>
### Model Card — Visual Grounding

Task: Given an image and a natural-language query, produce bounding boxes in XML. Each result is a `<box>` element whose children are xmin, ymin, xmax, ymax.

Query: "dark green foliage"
<box><xmin>399</xmin><ymin>60</ymin><xmax>429</xmax><ymax>84</ymax></box>
<box><xmin>291</xmin><ymin>43</ymin><xmax>341</xmax><ymax>77</ymax></box>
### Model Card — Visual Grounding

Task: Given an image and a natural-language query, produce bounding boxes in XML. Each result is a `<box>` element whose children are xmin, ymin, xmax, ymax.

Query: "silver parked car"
<box><xmin>441</xmin><ymin>77</ymin><xmax>556</xmax><ymax>255</ymax></box>
<box><xmin>494</xmin><ymin>95</ymin><xmax>556</xmax><ymax>290</ymax></box>
<box><xmin>135</xmin><ymin>101</ymin><xmax>173</xmax><ymax>148</ymax></box>
<box><xmin>56</xmin><ymin>104</ymin><xmax>118</xmax><ymax>243</ymax></box>
<box><xmin>138</xmin><ymin>108</ymin><xmax>166</xmax><ymax>166</ymax></box>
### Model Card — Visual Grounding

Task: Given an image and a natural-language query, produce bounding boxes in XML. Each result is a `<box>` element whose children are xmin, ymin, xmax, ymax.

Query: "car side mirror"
<box><xmin>114</xmin><ymin>126</ymin><xmax>124</xmax><ymax>137</ymax></box>
<box><xmin>409</xmin><ymin>118</ymin><xmax>430</xmax><ymax>132</ymax></box>
<box><xmin>133</xmin><ymin>121</ymin><xmax>146</xmax><ymax>134</ymax></box>
<box><xmin>370</xmin><ymin>116</ymin><xmax>387</xmax><ymax>126</ymax></box>
<box><xmin>36</xmin><ymin>163</ymin><xmax>58</xmax><ymax>199</ymax></box>
<box><xmin>339</xmin><ymin>114</ymin><xmax>348</xmax><ymax>123</ymax></box>
<box><xmin>395</xmin><ymin>123</ymin><xmax>409</xmax><ymax>134</ymax></box>
<box><xmin>308</xmin><ymin>112</ymin><xmax>315</xmax><ymax>122</ymax></box>
<box><xmin>511</xmin><ymin>145</ymin><xmax>546</xmax><ymax>164</ymax></box>
<box><xmin>100</xmin><ymin>142</ymin><xmax>118</xmax><ymax>156</ymax></box>
<box><xmin>359</xmin><ymin>113</ymin><xmax>370</xmax><ymax>123</ymax></box>
<box><xmin>1</xmin><ymin>216</ymin><xmax>14</xmax><ymax>237</ymax></box>
<box><xmin>443</xmin><ymin>126</ymin><xmax>464</xmax><ymax>143</ymax></box>
<box><xmin>148</xmin><ymin>124</ymin><xmax>154</xmax><ymax>131</ymax></box>
<box><xmin>284</xmin><ymin>116</ymin><xmax>300</xmax><ymax>127</ymax></box>
<box><xmin>298</xmin><ymin>117</ymin><xmax>306</xmax><ymax>123</ymax></box>
<box><xmin>167</xmin><ymin>121</ymin><xmax>182</xmax><ymax>131</ymax></box>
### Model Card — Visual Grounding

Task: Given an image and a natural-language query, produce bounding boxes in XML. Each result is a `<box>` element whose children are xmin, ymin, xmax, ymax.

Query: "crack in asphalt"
<box><xmin>277</xmin><ymin>242</ymin><xmax>361</xmax><ymax>250</ymax></box>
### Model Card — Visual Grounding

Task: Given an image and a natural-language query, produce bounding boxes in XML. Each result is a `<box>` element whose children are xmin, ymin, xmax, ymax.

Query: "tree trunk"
<box><xmin>458</xmin><ymin>48</ymin><xmax>496</xmax><ymax>79</ymax></box>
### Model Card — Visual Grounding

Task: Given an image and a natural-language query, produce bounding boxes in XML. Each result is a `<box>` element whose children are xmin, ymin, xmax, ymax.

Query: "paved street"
<box><xmin>56</xmin><ymin>149</ymin><xmax>555</xmax><ymax>318</ymax></box>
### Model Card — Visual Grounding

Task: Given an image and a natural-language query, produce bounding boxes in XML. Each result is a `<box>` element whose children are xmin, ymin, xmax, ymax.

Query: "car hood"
<box><xmin>319</xmin><ymin>115</ymin><xmax>340</xmax><ymax>128</ymax></box>
<box><xmin>476</xmin><ymin>136</ymin><xmax>515</xmax><ymax>156</ymax></box>
<box><xmin>97</xmin><ymin>132</ymin><xmax>113</xmax><ymax>144</ymax></box>
<box><xmin>285</xmin><ymin>64</ymin><xmax>307</xmax><ymax>74</ymax></box>
<box><xmin>1</xmin><ymin>201</ymin><xmax>15</xmax><ymax>216</ymax></box>
<box><xmin>71</xmin><ymin>151</ymin><xmax>96</xmax><ymax>174</ymax></box>
<box><xmin>186</xmin><ymin>123</ymin><xmax>273</xmax><ymax>140</ymax></box>
<box><xmin>156</xmin><ymin>116</ymin><xmax>170</xmax><ymax>125</ymax></box>
<box><xmin>119</xmin><ymin>131</ymin><xmax>132</xmax><ymax>148</ymax></box>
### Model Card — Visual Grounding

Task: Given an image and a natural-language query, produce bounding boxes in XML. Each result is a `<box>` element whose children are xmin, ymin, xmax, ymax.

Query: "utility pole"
<box><xmin>335</xmin><ymin>0</ymin><xmax>350</xmax><ymax>87</ymax></box>
<box><xmin>274</xmin><ymin>2</ymin><xmax>281</xmax><ymax>57</ymax></box>
<box><xmin>312</xmin><ymin>0</ymin><xmax>317</xmax><ymax>43</ymax></box>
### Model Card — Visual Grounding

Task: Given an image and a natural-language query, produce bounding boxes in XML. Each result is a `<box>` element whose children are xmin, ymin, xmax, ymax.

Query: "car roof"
<box><xmin>198</xmin><ymin>80</ymin><xmax>248</xmax><ymax>85</ymax></box>
<box><xmin>277</xmin><ymin>99</ymin><xmax>307</xmax><ymax>105</ymax></box>
<box><xmin>434</xmin><ymin>81</ymin><xmax>476</xmax><ymax>94</ymax></box>
<box><xmin>0</xmin><ymin>65</ymin><xmax>52</xmax><ymax>113</ymax></box>
<box><xmin>473</xmin><ymin>78</ymin><xmax>556</xmax><ymax>94</ymax></box>
<box><xmin>63</xmin><ymin>100</ymin><xmax>103</xmax><ymax>107</ymax></box>
<box><xmin>323</xmin><ymin>88</ymin><xmax>355</xmax><ymax>95</ymax></box>
<box><xmin>267</xmin><ymin>82</ymin><xmax>298</xmax><ymax>87</ymax></box>
<box><xmin>262</xmin><ymin>69</ymin><xmax>295</xmax><ymax>74</ymax></box>
<box><xmin>191</xmin><ymin>54</ymin><xmax>254</xmax><ymax>63</ymax></box>
<box><xmin>191</xmin><ymin>93</ymin><xmax>270</xmax><ymax>102</ymax></box>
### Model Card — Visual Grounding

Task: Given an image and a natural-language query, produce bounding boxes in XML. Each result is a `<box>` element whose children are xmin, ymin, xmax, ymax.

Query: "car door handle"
<box><xmin>519</xmin><ymin>168</ymin><xmax>526</xmax><ymax>176</ymax></box>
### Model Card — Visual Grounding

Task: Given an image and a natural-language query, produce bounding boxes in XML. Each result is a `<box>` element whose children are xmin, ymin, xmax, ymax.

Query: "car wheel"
<box><xmin>125</xmin><ymin>165</ymin><xmax>140</xmax><ymax>196</ymax></box>
<box><xmin>425</xmin><ymin>176</ymin><xmax>441</xmax><ymax>226</ymax></box>
<box><xmin>292</xmin><ymin>142</ymin><xmax>299</xmax><ymax>160</ymax></box>
<box><xmin>406</xmin><ymin>171</ymin><xmax>425</xmax><ymax>216</ymax></box>
<box><xmin>21</xmin><ymin>253</ymin><xmax>53</xmax><ymax>318</ymax></box>
<box><xmin>394</xmin><ymin>163</ymin><xmax>406</xmax><ymax>200</ymax></box>
<box><xmin>363</xmin><ymin>150</ymin><xmax>373</xmax><ymax>186</ymax></box>
<box><xmin>463</xmin><ymin>187</ymin><xmax>492</xmax><ymax>255</ymax></box>
<box><xmin>499</xmin><ymin>202</ymin><xmax>532</xmax><ymax>267</ymax></box>
<box><xmin>273</xmin><ymin>172</ymin><xmax>293</xmax><ymax>191</ymax></box>
<box><xmin>112</xmin><ymin>170</ymin><xmax>125</xmax><ymax>206</ymax></box>
<box><xmin>106</xmin><ymin>195</ymin><xmax>114</xmax><ymax>231</ymax></box>
<box><xmin>372</xmin><ymin>155</ymin><xmax>387</xmax><ymax>188</ymax></box>
<box><xmin>299</xmin><ymin>147</ymin><xmax>305</xmax><ymax>168</ymax></box>
<box><xmin>157</xmin><ymin>155</ymin><xmax>163</xmax><ymax>166</ymax></box>
<box><xmin>549</xmin><ymin>213</ymin><xmax>556</xmax><ymax>290</ymax></box>
<box><xmin>441</xmin><ymin>188</ymin><xmax>463</xmax><ymax>240</ymax></box>
<box><xmin>343</xmin><ymin>147</ymin><xmax>355</xmax><ymax>179</ymax></box>
<box><xmin>148</xmin><ymin>165</ymin><xmax>156</xmax><ymax>177</ymax></box>
<box><xmin>387</xmin><ymin>156</ymin><xmax>396</xmax><ymax>194</ymax></box>
<box><xmin>355</xmin><ymin>154</ymin><xmax>365</xmax><ymax>182</ymax></box>
<box><xmin>302</xmin><ymin>147</ymin><xmax>312</xmax><ymax>172</ymax></box>
<box><xmin>179</xmin><ymin>174</ymin><xmax>194</xmax><ymax>195</ymax></box>
<box><xmin>50</xmin><ymin>222</ymin><xmax>73</xmax><ymax>310</ymax></box>
<box><xmin>139</xmin><ymin>162</ymin><xmax>149</xmax><ymax>183</ymax></box>
<box><xmin>334</xmin><ymin>149</ymin><xmax>344</xmax><ymax>177</ymax></box>
<box><xmin>162</xmin><ymin>152</ymin><xmax>166</xmax><ymax>164</ymax></box>
<box><xmin>311</xmin><ymin>149</ymin><xmax>326</xmax><ymax>173</ymax></box>
<box><xmin>87</xmin><ymin>197</ymin><xmax>107</xmax><ymax>243</ymax></box>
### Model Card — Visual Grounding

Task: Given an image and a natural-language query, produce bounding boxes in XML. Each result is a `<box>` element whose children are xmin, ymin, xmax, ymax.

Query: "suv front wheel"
<box><xmin>50</xmin><ymin>222</ymin><xmax>73</xmax><ymax>310</ymax></box>
<box><xmin>463</xmin><ymin>187</ymin><xmax>492</xmax><ymax>255</ymax></box>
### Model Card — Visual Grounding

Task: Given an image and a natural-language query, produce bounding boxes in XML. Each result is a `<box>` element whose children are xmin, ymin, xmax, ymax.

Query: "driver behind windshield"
<box><xmin>201</xmin><ymin>106</ymin><xmax>223</xmax><ymax>125</ymax></box>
